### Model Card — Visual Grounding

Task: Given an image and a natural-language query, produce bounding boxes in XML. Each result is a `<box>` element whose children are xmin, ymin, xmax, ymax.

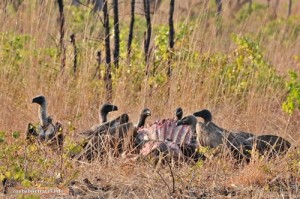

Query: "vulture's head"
<box><xmin>176</xmin><ymin>115</ymin><xmax>197</xmax><ymax>127</ymax></box>
<box><xmin>175</xmin><ymin>107</ymin><xmax>183</xmax><ymax>120</ymax></box>
<box><xmin>32</xmin><ymin>95</ymin><xmax>46</xmax><ymax>106</ymax></box>
<box><xmin>193</xmin><ymin>109</ymin><xmax>212</xmax><ymax>123</ymax></box>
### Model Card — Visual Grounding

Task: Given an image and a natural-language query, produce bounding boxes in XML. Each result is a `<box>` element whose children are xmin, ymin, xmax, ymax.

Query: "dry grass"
<box><xmin>0</xmin><ymin>0</ymin><xmax>300</xmax><ymax>198</ymax></box>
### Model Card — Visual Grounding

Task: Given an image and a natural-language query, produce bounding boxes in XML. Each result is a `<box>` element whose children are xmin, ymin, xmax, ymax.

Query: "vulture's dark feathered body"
<box><xmin>76</xmin><ymin>106</ymin><xmax>133</xmax><ymax>162</ymax></box>
<box><xmin>193</xmin><ymin>109</ymin><xmax>291</xmax><ymax>159</ymax></box>
<box><xmin>81</xmin><ymin>113</ymin><xmax>130</xmax><ymax>137</ymax></box>
<box><xmin>180</xmin><ymin>113</ymin><xmax>252</xmax><ymax>160</ymax></box>
<box><xmin>247</xmin><ymin>134</ymin><xmax>291</xmax><ymax>156</ymax></box>
<box><xmin>27</xmin><ymin>95</ymin><xmax>64</xmax><ymax>150</ymax></box>
<box><xmin>136</xmin><ymin>108</ymin><xmax>151</xmax><ymax>128</ymax></box>
<box><xmin>233</xmin><ymin>131</ymin><xmax>255</xmax><ymax>139</ymax></box>
<box><xmin>76</xmin><ymin>122</ymin><xmax>135</xmax><ymax>162</ymax></box>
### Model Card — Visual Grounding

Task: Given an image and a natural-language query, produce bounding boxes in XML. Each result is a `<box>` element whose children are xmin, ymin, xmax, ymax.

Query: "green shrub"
<box><xmin>282</xmin><ymin>71</ymin><xmax>300</xmax><ymax>114</ymax></box>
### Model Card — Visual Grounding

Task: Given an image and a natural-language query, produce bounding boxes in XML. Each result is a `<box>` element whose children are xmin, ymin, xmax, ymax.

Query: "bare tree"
<box><xmin>143</xmin><ymin>0</ymin><xmax>152</xmax><ymax>74</ymax></box>
<box><xmin>103</xmin><ymin>0</ymin><xmax>112</xmax><ymax>101</ymax></box>
<box><xmin>167</xmin><ymin>0</ymin><xmax>175</xmax><ymax>78</ymax></box>
<box><xmin>288</xmin><ymin>0</ymin><xmax>292</xmax><ymax>18</ymax></box>
<box><xmin>113</xmin><ymin>0</ymin><xmax>120</xmax><ymax>68</ymax></box>
<box><xmin>127</xmin><ymin>0</ymin><xmax>135</xmax><ymax>60</ymax></box>
<box><xmin>269</xmin><ymin>0</ymin><xmax>279</xmax><ymax>18</ymax></box>
<box><xmin>215</xmin><ymin>0</ymin><xmax>222</xmax><ymax>16</ymax></box>
<box><xmin>70</xmin><ymin>33</ymin><xmax>78</xmax><ymax>77</ymax></box>
<box><xmin>266</xmin><ymin>0</ymin><xmax>270</xmax><ymax>8</ymax></box>
<box><xmin>57</xmin><ymin>0</ymin><xmax>66</xmax><ymax>72</ymax></box>
<box><xmin>95</xmin><ymin>50</ymin><xmax>102</xmax><ymax>80</ymax></box>
<box><xmin>215</xmin><ymin>0</ymin><xmax>222</xmax><ymax>36</ymax></box>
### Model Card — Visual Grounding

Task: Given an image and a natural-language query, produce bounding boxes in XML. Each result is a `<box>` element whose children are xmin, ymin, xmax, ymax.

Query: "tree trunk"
<box><xmin>57</xmin><ymin>0</ymin><xmax>66</xmax><ymax>72</ymax></box>
<box><xmin>95</xmin><ymin>50</ymin><xmax>102</xmax><ymax>80</ymax></box>
<box><xmin>143</xmin><ymin>0</ymin><xmax>151</xmax><ymax>74</ymax></box>
<box><xmin>113</xmin><ymin>0</ymin><xmax>120</xmax><ymax>68</ymax></box>
<box><xmin>288</xmin><ymin>0</ymin><xmax>292</xmax><ymax>18</ymax></box>
<box><xmin>215</xmin><ymin>0</ymin><xmax>222</xmax><ymax>36</ymax></box>
<box><xmin>167</xmin><ymin>0</ymin><xmax>175</xmax><ymax>78</ymax></box>
<box><xmin>271</xmin><ymin>0</ymin><xmax>279</xmax><ymax>18</ymax></box>
<box><xmin>70</xmin><ymin>33</ymin><xmax>78</xmax><ymax>77</ymax></box>
<box><xmin>103</xmin><ymin>0</ymin><xmax>112</xmax><ymax>101</ymax></box>
<box><xmin>127</xmin><ymin>0</ymin><xmax>135</xmax><ymax>60</ymax></box>
<box><xmin>248</xmin><ymin>0</ymin><xmax>252</xmax><ymax>12</ymax></box>
<box><xmin>215</xmin><ymin>0</ymin><xmax>222</xmax><ymax>16</ymax></box>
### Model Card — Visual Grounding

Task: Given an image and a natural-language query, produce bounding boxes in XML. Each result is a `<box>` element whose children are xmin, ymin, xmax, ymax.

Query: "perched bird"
<box><xmin>177</xmin><ymin>113</ymin><xmax>252</xmax><ymax>160</ymax></box>
<box><xmin>136</xmin><ymin>108</ymin><xmax>151</xmax><ymax>128</ymax></box>
<box><xmin>81</xmin><ymin>103</ymin><xmax>128</xmax><ymax>137</ymax></box>
<box><xmin>90</xmin><ymin>114</ymin><xmax>129</xmax><ymax>133</ymax></box>
<box><xmin>77</xmin><ymin>104</ymin><xmax>132</xmax><ymax>161</ymax></box>
<box><xmin>193</xmin><ymin>109</ymin><xmax>254</xmax><ymax>139</ymax></box>
<box><xmin>175</xmin><ymin>107</ymin><xmax>183</xmax><ymax>120</ymax></box>
<box><xmin>32</xmin><ymin>95</ymin><xmax>55</xmax><ymax>140</ymax></box>
<box><xmin>133</xmin><ymin>108</ymin><xmax>151</xmax><ymax>148</ymax></box>
<box><xmin>29</xmin><ymin>95</ymin><xmax>64</xmax><ymax>149</ymax></box>
<box><xmin>99</xmin><ymin>103</ymin><xmax>118</xmax><ymax>123</ymax></box>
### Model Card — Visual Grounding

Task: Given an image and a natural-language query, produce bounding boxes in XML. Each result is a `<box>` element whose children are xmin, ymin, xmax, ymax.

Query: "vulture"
<box><xmin>136</xmin><ymin>108</ymin><xmax>151</xmax><ymax>128</ymax></box>
<box><xmin>27</xmin><ymin>95</ymin><xmax>63</xmax><ymax>149</ymax></box>
<box><xmin>175</xmin><ymin>107</ymin><xmax>183</xmax><ymax>121</ymax></box>
<box><xmin>90</xmin><ymin>103</ymin><xmax>119</xmax><ymax>131</ymax></box>
<box><xmin>193</xmin><ymin>109</ymin><xmax>291</xmax><ymax>158</ymax></box>
<box><xmin>76</xmin><ymin>104</ymin><xmax>133</xmax><ymax>161</ymax></box>
<box><xmin>193</xmin><ymin>109</ymin><xmax>254</xmax><ymax>139</ymax></box>
<box><xmin>246</xmin><ymin>134</ymin><xmax>291</xmax><ymax>157</ymax></box>
<box><xmin>80</xmin><ymin>103</ymin><xmax>128</xmax><ymax>137</ymax></box>
<box><xmin>99</xmin><ymin>103</ymin><xmax>118</xmax><ymax>123</ymax></box>
<box><xmin>177</xmin><ymin>113</ymin><xmax>252</xmax><ymax>160</ymax></box>
<box><xmin>133</xmin><ymin>108</ymin><xmax>151</xmax><ymax>147</ymax></box>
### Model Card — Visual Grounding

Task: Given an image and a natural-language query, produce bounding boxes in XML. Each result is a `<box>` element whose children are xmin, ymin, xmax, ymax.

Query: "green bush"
<box><xmin>282</xmin><ymin>71</ymin><xmax>300</xmax><ymax>114</ymax></box>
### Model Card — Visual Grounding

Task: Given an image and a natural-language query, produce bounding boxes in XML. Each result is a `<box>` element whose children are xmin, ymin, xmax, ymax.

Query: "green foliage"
<box><xmin>0</xmin><ymin>130</ymin><xmax>26</xmax><ymax>184</ymax></box>
<box><xmin>12</xmin><ymin>131</ymin><xmax>21</xmax><ymax>139</ymax></box>
<box><xmin>206</xmin><ymin>35</ymin><xmax>283</xmax><ymax>103</ymax></box>
<box><xmin>0</xmin><ymin>124</ymin><xmax>79</xmax><ymax>188</ymax></box>
<box><xmin>68</xmin><ymin>5</ymin><xmax>100</xmax><ymax>36</ymax></box>
<box><xmin>0</xmin><ymin>131</ymin><xmax>5</xmax><ymax>143</ymax></box>
<box><xmin>235</xmin><ymin>3</ymin><xmax>267</xmax><ymax>23</ymax></box>
<box><xmin>0</xmin><ymin>33</ymin><xmax>30</xmax><ymax>72</ymax></box>
<box><xmin>282</xmin><ymin>71</ymin><xmax>300</xmax><ymax>114</ymax></box>
<box><xmin>154</xmin><ymin>25</ymin><xmax>169</xmax><ymax>63</ymax></box>
<box><xmin>262</xmin><ymin>16</ymin><xmax>300</xmax><ymax>42</ymax></box>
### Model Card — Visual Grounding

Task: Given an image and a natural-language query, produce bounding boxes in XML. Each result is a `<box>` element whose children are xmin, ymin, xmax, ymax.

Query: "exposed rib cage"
<box><xmin>136</xmin><ymin>119</ymin><xmax>195</xmax><ymax>146</ymax></box>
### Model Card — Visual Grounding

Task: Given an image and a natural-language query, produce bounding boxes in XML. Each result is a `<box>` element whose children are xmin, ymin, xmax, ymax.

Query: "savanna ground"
<box><xmin>0</xmin><ymin>0</ymin><xmax>300</xmax><ymax>198</ymax></box>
